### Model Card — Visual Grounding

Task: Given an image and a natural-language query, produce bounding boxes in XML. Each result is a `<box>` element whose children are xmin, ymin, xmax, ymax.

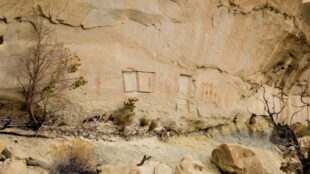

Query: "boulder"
<box><xmin>139</xmin><ymin>161</ymin><xmax>172</xmax><ymax>174</ymax></box>
<box><xmin>154</xmin><ymin>163</ymin><xmax>172</xmax><ymax>174</ymax></box>
<box><xmin>175</xmin><ymin>156</ymin><xmax>211</xmax><ymax>174</ymax></box>
<box><xmin>211</xmin><ymin>144</ymin><xmax>284</xmax><ymax>174</ymax></box>
<box><xmin>0</xmin><ymin>159</ymin><xmax>27</xmax><ymax>174</ymax></box>
<box><xmin>97</xmin><ymin>163</ymin><xmax>140</xmax><ymax>174</ymax></box>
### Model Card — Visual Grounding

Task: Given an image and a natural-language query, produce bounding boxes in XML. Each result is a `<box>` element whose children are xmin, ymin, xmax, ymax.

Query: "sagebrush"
<box><xmin>51</xmin><ymin>138</ymin><xmax>97</xmax><ymax>174</ymax></box>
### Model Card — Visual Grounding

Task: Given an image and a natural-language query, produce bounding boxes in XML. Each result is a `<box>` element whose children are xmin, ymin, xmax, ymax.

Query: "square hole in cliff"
<box><xmin>177</xmin><ymin>74</ymin><xmax>192</xmax><ymax>99</ymax></box>
<box><xmin>0</xmin><ymin>35</ymin><xmax>3</xmax><ymax>45</ymax></box>
<box><xmin>176</xmin><ymin>74</ymin><xmax>192</xmax><ymax>112</ymax></box>
<box><xmin>122</xmin><ymin>71</ymin><xmax>138</xmax><ymax>92</ymax></box>
<box><xmin>137</xmin><ymin>72</ymin><xmax>155</xmax><ymax>93</ymax></box>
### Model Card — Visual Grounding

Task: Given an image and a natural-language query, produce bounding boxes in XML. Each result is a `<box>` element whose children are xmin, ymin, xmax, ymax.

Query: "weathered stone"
<box><xmin>38</xmin><ymin>0</ymin><xmax>93</xmax><ymax>26</ymax></box>
<box><xmin>228</xmin><ymin>0</ymin><xmax>267</xmax><ymax>13</ymax></box>
<box><xmin>139</xmin><ymin>161</ymin><xmax>172</xmax><ymax>174</ymax></box>
<box><xmin>0</xmin><ymin>159</ymin><xmax>27</xmax><ymax>174</ymax></box>
<box><xmin>0</xmin><ymin>0</ymin><xmax>33</xmax><ymax>23</ymax></box>
<box><xmin>0</xmin><ymin>0</ymin><xmax>309</xmax><ymax>127</ymax></box>
<box><xmin>139</xmin><ymin>161</ymin><xmax>158</xmax><ymax>174</ymax></box>
<box><xmin>247</xmin><ymin>115</ymin><xmax>272</xmax><ymax>132</ymax></box>
<box><xmin>211</xmin><ymin>144</ymin><xmax>284</xmax><ymax>174</ymax></box>
<box><xmin>175</xmin><ymin>156</ymin><xmax>211</xmax><ymax>174</ymax></box>
<box><xmin>291</xmin><ymin>123</ymin><xmax>310</xmax><ymax>137</ymax></box>
<box><xmin>154</xmin><ymin>163</ymin><xmax>172</xmax><ymax>174</ymax></box>
<box><xmin>26</xmin><ymin>166</ymin><xmax>49</xmax><ymax>174</ymax></box>
<box><xmin>299</xmin><ymin>136</ymin><xmax>310</xmax><ymax>148</ymax></box>
<box><xmin>2</xmin><ymin>148</ymin><xmax>12</xmax><ymax>159</ymax></box>
<box><xmin>97</xmin><ymin>164</ymin><xmax>140</xmax><ymax>174</ymax></box>
<box><xmin>0</xmin><ymin>141</ymin><xmax>5</xmax><ymax>154</ymax></box>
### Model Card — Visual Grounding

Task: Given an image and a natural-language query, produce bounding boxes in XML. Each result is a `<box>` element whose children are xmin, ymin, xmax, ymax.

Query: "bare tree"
<box><xmin>262</xmin><ymin>87</ymin><xmax>310</xmax><ymax>174</ymax></box>
<box><xmin>13</xmin><ymin>14</ymin><xmax>87</xmax><ymax>130</ymax></box>
<box><xmin>291</xmin><ymin>76</ymin><xmax>310</xmax><ymax>126</ymax></box>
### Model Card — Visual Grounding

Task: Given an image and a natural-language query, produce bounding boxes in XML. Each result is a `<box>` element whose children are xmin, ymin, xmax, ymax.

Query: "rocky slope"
<box><xmin>0</xmin><ymin>121</ymin><xmax>284</xmax><ymax>174</ymax></box>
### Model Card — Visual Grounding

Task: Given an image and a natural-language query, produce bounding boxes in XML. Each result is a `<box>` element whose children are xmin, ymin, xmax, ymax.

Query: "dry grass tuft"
<box><xmin>51</xmin><ymin>138</ymin><xmax>97</xmax><ymax>174</ymax></box>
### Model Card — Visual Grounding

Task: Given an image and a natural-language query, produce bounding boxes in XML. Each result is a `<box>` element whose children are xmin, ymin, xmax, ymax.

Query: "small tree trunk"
<box><xmin>42</xmin><ymin>100</ymin><xmax>48</xmax><ymax>122</ymax></box>
<box><xmin>28</xmin><ymin>105</ymin><xmax>39</xmax><ymax>130</ymax></box>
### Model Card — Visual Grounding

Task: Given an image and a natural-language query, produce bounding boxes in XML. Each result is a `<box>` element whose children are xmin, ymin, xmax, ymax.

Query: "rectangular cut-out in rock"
<box><xmin>137</xmin><ymin>72</ymin><xmax>154</xmax><ymax>93</ymax></box>
<box><xmin>177</xmin><ymin>74</ymin><xmax>192</xmax><ymax>111</ymax></box>
<box><xmin>178</xmin><ymin>75</ymin><xmax>191</xmax><ymax>99</ymax></box>
<box><xmin>123</xmin><ymin>71</ymin><xmax>137</xmax><ymax>92</ymax></box>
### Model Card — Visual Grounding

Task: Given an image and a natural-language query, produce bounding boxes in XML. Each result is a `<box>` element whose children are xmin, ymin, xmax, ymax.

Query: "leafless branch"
<box><xmin>136</xmin><ymin>155</ymin><xmax>152</xmax><ymax>166</ymax></box>
<box><xmin>262</xmin><ymin>87</ymin><xmax>286</xmax><ymax>127</ymax></box>
<box><xmin>262</xmin><ymin>85</ymin><xmax>310</xmax><ymax>173</ymax></box>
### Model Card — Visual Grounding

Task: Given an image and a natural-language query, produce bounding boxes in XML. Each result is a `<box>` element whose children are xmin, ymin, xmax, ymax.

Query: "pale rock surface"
<box><xmin>154</xmin><ymin>163</ymin><xmax>172</xmax><ymax>174</ymax></box>
<box><xmin>97</xmin><ymin>163</ymin><xmax>140</xmax><ymax>174</ymax></box>
<box><xmin>175</xmin><ymin>156</ymin><xmax>211</xmax><ymax>174</ymax></box>
<box><xmin>139</xmin><ymin>161</ymin><xmax>172</xmax><ymax>174</ymax></box>
<box><xmin>26</xmin><ymin>167</ymin><xmax>49</xmax><ymax>174</ymax></box>
<box><xmin>0</xmin><ymin>159</ymin><xmax>27</xmax><ymax>174</ymax></box>
<box><xmin>0</xmin><ymin>0</ymin><xmax>310</xmax><ymax>127</ymax></box>
<box><xmin>0</xmin><ymin>0</ymin><xmax>310</xmax><ymax>134</ymax></box>
<box><xmin>0</xmin><ymin>141</ymin><xmax>5</xmax><ymax>154</ymax></box>
<box><xmin>139</xmin><ymin>161</ymin><xmax>158</xmax><ymax>174</ymax></box>
<box><xmin>211</xmin><ymin>144</ymin><xmax>284</xmax><ymax>174</ymax></box>
<box><xmin>291</xmin><ymin>122</ymin><xmax>310</xmax><ymax>137</ymax></box>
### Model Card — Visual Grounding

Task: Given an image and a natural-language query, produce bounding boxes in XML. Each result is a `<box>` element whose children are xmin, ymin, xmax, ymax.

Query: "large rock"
<box><xmin>175</xmin><ymin>156</ymin><xmax>211</xmax><ymax>174</ymax></box>
<box><xmin>97</xmin><ymin>163</ymin><xmax>140</xmax><ymax>174</ymax></box>
<box><xmin>211</xmin><ymin>144</ymin><xmax>284</xmax><ymax>174</ymax></box>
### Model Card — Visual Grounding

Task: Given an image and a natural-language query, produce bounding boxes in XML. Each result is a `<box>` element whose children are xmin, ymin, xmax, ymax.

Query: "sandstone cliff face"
<box><xmin>0</xmin><ymin>0</ymin><xmax>310</xmax><ymax>125</ymax></box>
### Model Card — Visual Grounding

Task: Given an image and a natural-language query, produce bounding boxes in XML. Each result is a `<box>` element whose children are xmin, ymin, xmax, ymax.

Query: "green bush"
<box><xmin>111</xmin><ymin>98</ymin><xmax>138</xmax><ymax>131</ymax></box>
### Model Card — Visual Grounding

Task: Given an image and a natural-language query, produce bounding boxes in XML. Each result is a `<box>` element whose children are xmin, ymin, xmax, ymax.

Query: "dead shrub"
<box><xmin>139</xmin><ymin>117</ymin><xmax>150</xmax><ymax>127</ymax></box>
<box><xmin>148</xmin><ymin>120</ymin><xmax>158</xmax><ymax>131</ymax></box>
<box><xmin>51</xmin><ymin>138</ymin><xmax>97</xmax><ymax>174</ymax></box>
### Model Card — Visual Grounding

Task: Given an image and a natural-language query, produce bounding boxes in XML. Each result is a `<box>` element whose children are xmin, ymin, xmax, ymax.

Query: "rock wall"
<box><xmin>0</xmin><ymin>0</ymin><xmax>310</xmax><ymax>125</ymax></box>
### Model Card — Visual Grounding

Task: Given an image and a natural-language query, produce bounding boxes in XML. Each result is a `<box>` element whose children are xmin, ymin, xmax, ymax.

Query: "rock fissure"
<box><xmin>219</xmin><ymin>1</ymin><xmax>295</xmax><ymax>20</ymax></box>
